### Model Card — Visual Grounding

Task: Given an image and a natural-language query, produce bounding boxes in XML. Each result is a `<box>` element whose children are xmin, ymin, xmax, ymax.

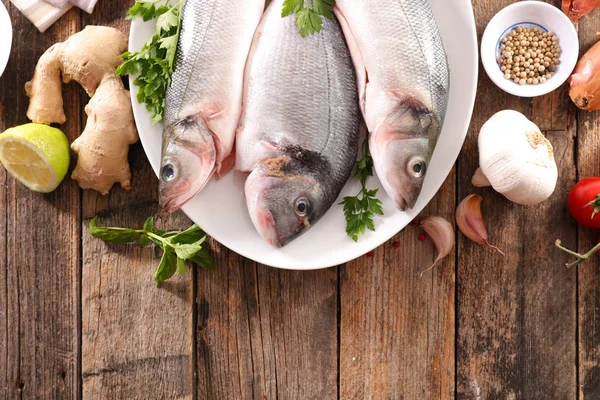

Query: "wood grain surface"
<box><xmin>576</xmin><ymin>8</ymin><xmax>600</xmax><ymax>399</ymax></box>
<box><xmin>196</xmin><ymin>262</ymin><xmax>338</xmax><ymax>399</ymax></box>
<box><xmin>457</xmin><ymin>2</ymin><xmax>577</xmax><ymax>398</ymax></box>
<box><xmin>0</xmin><ymin>0</ymin><xmax>598</xmax><ymax>398</ymax></box>
<box><xmin>1</xmin><ymin>5</ymin><xmax>82</xmax><ymax>399</ymax></box>
<box><xmin>340</xmin><ymin>175</ymin><xmax>456</xmax><ymax>399</ymax></box>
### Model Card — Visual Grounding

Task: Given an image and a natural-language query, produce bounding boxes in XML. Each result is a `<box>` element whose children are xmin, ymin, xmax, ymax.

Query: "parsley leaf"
<box><xmin>116</xmin><ymin>0</ymin><xmax>183</xmax><ymax>124</ymax></box>
<box><xmin>89</xmin><ymin>216</ymin><xmax>216</xmax><ymax>286</ymax></box>
<box><xmin>313</xmin><ymin>0</ymin><xmax>335</xmax><ymax>19</ymax></box>
<box><xmin>339</xmin><ymin>138</ymin><xmax>384</xmax><ymax>242</ymax></box>
<box><xmin>282</xmin><ymin>0</ymin><xmax>303</xmax><ymax>17</ymax></box>
<box><xmin>154</xmin><ymin>251</ymin><xmax>178</xmax><ymax>283</ymax></box>
<box><xmin>155</xmin><ymin>9</ymin><xmax>179</xmax><ymax>33</ymax></box>
<box><xmin>282</xmin><ymin>0</ymin><xmax>335</xmax><ymax>37</ymax></box>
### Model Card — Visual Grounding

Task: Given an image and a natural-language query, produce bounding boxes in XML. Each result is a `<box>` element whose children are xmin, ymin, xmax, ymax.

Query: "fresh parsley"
<box><xmin>282</xmin><ymin>0</ymin><xmax>335</xmax><ymax>38</ymax></box>
<box><xmin>340</xmin><ymin>138</ymin><xmax>384</xmax><ymax>242</ymax></box>
<box><xmin>89</xmin><ymin>216</ymin><xmax>216</xmax><ymax>286</ymax></box>
<box><xmin>116</xmin><ymin>0</ymin><xmax>183</xmax><ymax>124</ymax></box>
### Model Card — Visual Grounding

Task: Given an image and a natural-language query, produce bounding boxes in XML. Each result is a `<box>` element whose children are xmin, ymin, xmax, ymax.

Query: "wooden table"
<box><xmin>0</xmin><ymin>0</ymin><xmax>597</xmax><ymax>398</ymax></box>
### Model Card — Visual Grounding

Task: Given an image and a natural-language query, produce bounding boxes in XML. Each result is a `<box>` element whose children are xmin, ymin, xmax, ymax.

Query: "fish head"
<box><xmin>245</xmin><ymin>155</ymin><xmax>327</xmax><ymax>247</ymax></box>
<box><xmin>370</xmin><ymin>97</ymin><xmax>439</xmax><ymax>211</ymax></box>
<box><xmin>159</xmin><ymin>115</ymin><xmax>217</xmax><ymax>213</ymax></box>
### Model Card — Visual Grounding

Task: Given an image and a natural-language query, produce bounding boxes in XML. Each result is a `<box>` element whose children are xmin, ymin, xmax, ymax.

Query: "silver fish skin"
<box><xmin>335</xmin><ymin>0</ymin><xmax>450</xmax><ymax>211</ymax></box>
<box><xmin>237</xmin><ymin>0</ymin><xmax>360</xmax><ymax>247</ymax></box>
<box><xmin>159</xmin><ymin>0</ymin><xmax>265</xmax><ymax>212</ymax></box>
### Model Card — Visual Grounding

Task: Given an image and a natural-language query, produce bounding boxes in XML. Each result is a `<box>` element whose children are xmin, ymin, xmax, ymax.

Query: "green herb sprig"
<box><xmin>340</xmin><ymin>138</ymin><xmax>384</xmax><ymax>242</ymax></box>
<box><xmin>116</xmin><ymin>0</ymin><xmax>183</xmax><ymax>124</ymax></box>
<box><xmin>282</xmin><ymin>0</ymin><xmax>335</xmax><ymax>38</ymax></box>
<box><xmin>89</xmin><ymin>216</ymin><xmax>216</xmax><ymax>285</ymax></box>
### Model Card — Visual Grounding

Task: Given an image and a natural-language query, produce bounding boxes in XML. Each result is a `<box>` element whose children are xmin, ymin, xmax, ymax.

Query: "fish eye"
<box><xmin>294</xmin><ymin>197</ymin><xmax>309</xmax><ymax>217</ymax></box>
<box><xmin>408</xmin><ymin>158</ymin><xmax>426</xmax><ymax>178</ymax></box>
<box><xmin>161</xmin><ymin>163</ymin><xmax>176</xmax><ymax>181</ymax></box>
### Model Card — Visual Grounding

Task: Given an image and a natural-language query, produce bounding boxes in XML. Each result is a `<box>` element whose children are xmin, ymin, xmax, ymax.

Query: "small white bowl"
<box><xmin>481</xmin><ymin>1</ymin><xmax>578</xmax><ymax>97</ymax></box>
<box><xmin>0</xmin><ymin>2</ymin><xmax>12</xmax><ymax>78</ymax></box>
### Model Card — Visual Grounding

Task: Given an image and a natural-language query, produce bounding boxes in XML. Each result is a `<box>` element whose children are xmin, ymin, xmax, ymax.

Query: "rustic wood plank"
<box><xmin>532</xmin><ymin>83</ymin><xmax>573</xmax><ymax>131</ymax></box>
<box><xmin>575</xmin><ymin>10</ymin><xmax>600</xmax><ymax>399</ymax></box>
<box><xmin>0</xmin><ymin>2</ymin><xmax>82</xmax><ymax>398</ymax></box>
<box><xmin>339</xmin><ymin>174</ymin><xmax>455</xmax><ymax>399</ymax></box>
<box><xmin>256</xmin><ymin>266</ymin><xmax>338</xmax><ymax>399</ymax></box>
<box><xmin>81</xmin><ymin>148</ymin><xmax>195</xmax><ymax>399</ymax></box>
<box><xmin>457</xmin><ymin>1</ymin><xmax>577</xmax><ymax>398</ymax></box>
<box><xmin>195</xmin><ymin>255</ymin><xmax>259</xmax><ymax>400</ymax></box>
<box><xmin>79</xmin><ymin>2</ymin><xmax>194</xmax><ymax>398</ymax></box>
<box><xmin>0</xmin><ymin>75</ymin><xmax>8</xmax><ymax>400</ymax></box>
<box><xmin>532</xmin><ymin>91</ymin><xmax>554</xmax><ymax>131</ymax></box>
<box><xmin>196</xmin><ymin>260</ymin><xmax>338</xmax><ymax>399</ymax></box>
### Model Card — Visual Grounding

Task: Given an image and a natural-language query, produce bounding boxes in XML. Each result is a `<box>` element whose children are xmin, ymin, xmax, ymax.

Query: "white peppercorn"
<box><xmin>498</xmin><ymin>26</ymin><xmax>561</xmax><ymax>85</ymax></box>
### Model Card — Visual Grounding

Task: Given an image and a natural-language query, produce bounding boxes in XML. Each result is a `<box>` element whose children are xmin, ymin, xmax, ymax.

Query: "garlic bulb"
<box><xmin>472</xmin><ymin>110</ymin><xmax>558</xmax><ymax>205</ymax></box>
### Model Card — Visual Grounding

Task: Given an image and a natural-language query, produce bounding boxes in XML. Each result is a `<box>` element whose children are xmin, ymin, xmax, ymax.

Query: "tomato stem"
<box><xmin>555</xmin><ymin>239</ymin><xmax>600</xmax><ymax>268</ymax></box>
<box><xmin>584</xmin><ymin>194</ymin><xmax>600</xmax><ymax>219</ymax></box>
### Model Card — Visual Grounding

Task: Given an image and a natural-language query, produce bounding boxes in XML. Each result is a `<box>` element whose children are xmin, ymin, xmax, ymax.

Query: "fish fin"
<box><xmin>261</xmin><ymin>140</ymin><xmax>279</xmax><ymax>152</ymax></box>
<box><xmin>334</xmin><ymin>6</ymin><xmax>367</xmax><ymax>115</ymax></box>
<box><xmin>217</xmin><ymin>151</ymin><xmax>236</xmax><ymax>178</ymax></box>
<box><xmin>200</xmin><ymin>104</ymin><xmax>227</xmax><ymax>121</ymax></box>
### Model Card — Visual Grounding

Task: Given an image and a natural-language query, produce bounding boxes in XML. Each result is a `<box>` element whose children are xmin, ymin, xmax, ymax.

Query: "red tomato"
<box><xmin>568</xmin><ymin>177</ymin><xmax>600</xmax><ymax>228</ymax></box>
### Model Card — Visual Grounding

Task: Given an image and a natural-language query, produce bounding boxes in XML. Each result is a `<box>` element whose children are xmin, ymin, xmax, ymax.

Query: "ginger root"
<box><xmin>25</xmin><ymin>26</ymin><xmax>128</xmax><ymax>124</ymax></box>
<box><xmin>71</xmin><ymin>75</ymin><xmax>138</xmax><ymax>194</ymax></box>
<box><xmin>25</xmin><ymin>25</ymin><xmax>139</xmax><ymax>194</ymax></box>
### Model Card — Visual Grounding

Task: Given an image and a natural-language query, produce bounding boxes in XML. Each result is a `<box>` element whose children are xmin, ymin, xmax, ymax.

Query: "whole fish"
<box><xmin>237</xmin><ymin>0</ymin><xmax>360</xmax><ymax>247</ymax></box>
<box><xmin>159</xmin><ymin>0</ymin><xmax>265</xmax><ymax>212</ymax></box>
<box><xmin>335</xmin><ymin>0</ymin><xmax>450</xmax><ymax>210</ymax></box>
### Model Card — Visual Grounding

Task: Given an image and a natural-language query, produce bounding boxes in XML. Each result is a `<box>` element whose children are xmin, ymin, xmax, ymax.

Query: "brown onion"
<box><xmin>569</xmin><ymin>41</ymin><xmax>600</xmax><ymax>111</ymax></box>
<box><xmin>562</xmin><ymin>0</ymin><xmax>600</xmax><ymax>22</ymax></box>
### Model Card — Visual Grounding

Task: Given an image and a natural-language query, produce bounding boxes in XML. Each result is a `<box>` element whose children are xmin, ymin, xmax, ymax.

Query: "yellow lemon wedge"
<box><xmin>0</xmin><ymin>123</ymin><xmax>70</xmax><ymax>192</ymax></box>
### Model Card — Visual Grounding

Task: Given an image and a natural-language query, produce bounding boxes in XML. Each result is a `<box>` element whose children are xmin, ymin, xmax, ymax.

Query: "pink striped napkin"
<box><xmin>9</xmin><ymin>0</ymin><xmax>99</xmax><ymax>32</ymax></box>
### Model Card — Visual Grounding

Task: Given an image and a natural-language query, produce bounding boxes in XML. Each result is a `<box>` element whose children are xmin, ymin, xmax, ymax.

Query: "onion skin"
<box><xmin>569</xmin><ymin>41</ymin><xmax>600</xmax><ymax>111</ymax></box>
<box><xmin>562</xmin><ymin>0</ymin><xmax>600</xmax><ymax>21</ymax></box>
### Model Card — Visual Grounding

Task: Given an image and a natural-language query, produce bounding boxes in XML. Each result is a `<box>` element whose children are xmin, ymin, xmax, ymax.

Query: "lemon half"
<box><xmin>0</xmin><ymin>123</ymin><xmax>70</xmax><ymax>193</ymax></box>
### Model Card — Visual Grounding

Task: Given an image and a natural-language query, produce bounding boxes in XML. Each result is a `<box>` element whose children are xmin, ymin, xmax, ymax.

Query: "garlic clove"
<box><xmin>477</xmin><ymin>110</ymin><xmax>557</xmax><ymax>205</ymax></box>
<box><xmin>419</xmin><ymin>216</ymin><xmax>455</xmax><ymax>276</ymax></box>
<box><xmin>456</xmin><ymin>194</ymin><xmax>505</xmax><ymax>255</ymax></box>
<box><xmin>471</xmin><ymin>168</ymin><xmax>491</xmax><ymax>187</ymax></box>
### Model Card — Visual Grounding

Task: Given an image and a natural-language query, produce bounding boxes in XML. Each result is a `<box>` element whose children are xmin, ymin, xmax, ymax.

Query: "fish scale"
<box><xmin>165</xmin><ymin>0</ymin><xmax>263</xmax><ymax>136</ymax></box>
<box><xmin>336</xmin><ymin>0</ymin><xmax>448</xmax><ymax>125</ymax></box>
<box><xmin>237</xmin><ymin>1</ymin><xmax>359</xmax><ymax>193</ymax></box>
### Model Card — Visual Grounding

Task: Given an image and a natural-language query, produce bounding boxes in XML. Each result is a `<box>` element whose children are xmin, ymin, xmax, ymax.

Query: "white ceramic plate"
<box><xmin>0</xmin><ymin>1</ymin><xmax>12</xmax><ymax>77</ymax></box>
<box><xmin>129</xmin><ymin>0</ymin><xmax>478</xmax><ymax>270</ymax></box>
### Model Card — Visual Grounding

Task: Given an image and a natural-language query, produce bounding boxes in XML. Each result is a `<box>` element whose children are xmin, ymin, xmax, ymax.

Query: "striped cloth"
<box><xmin>9</xmin><ymin>0</ymin><xmax>99</xmax><ymax>32</ymax></box>
<box><xmin>44</xmin><ymin>0</ymin><xmax>97</xmax><ymax>13</ymax></box>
